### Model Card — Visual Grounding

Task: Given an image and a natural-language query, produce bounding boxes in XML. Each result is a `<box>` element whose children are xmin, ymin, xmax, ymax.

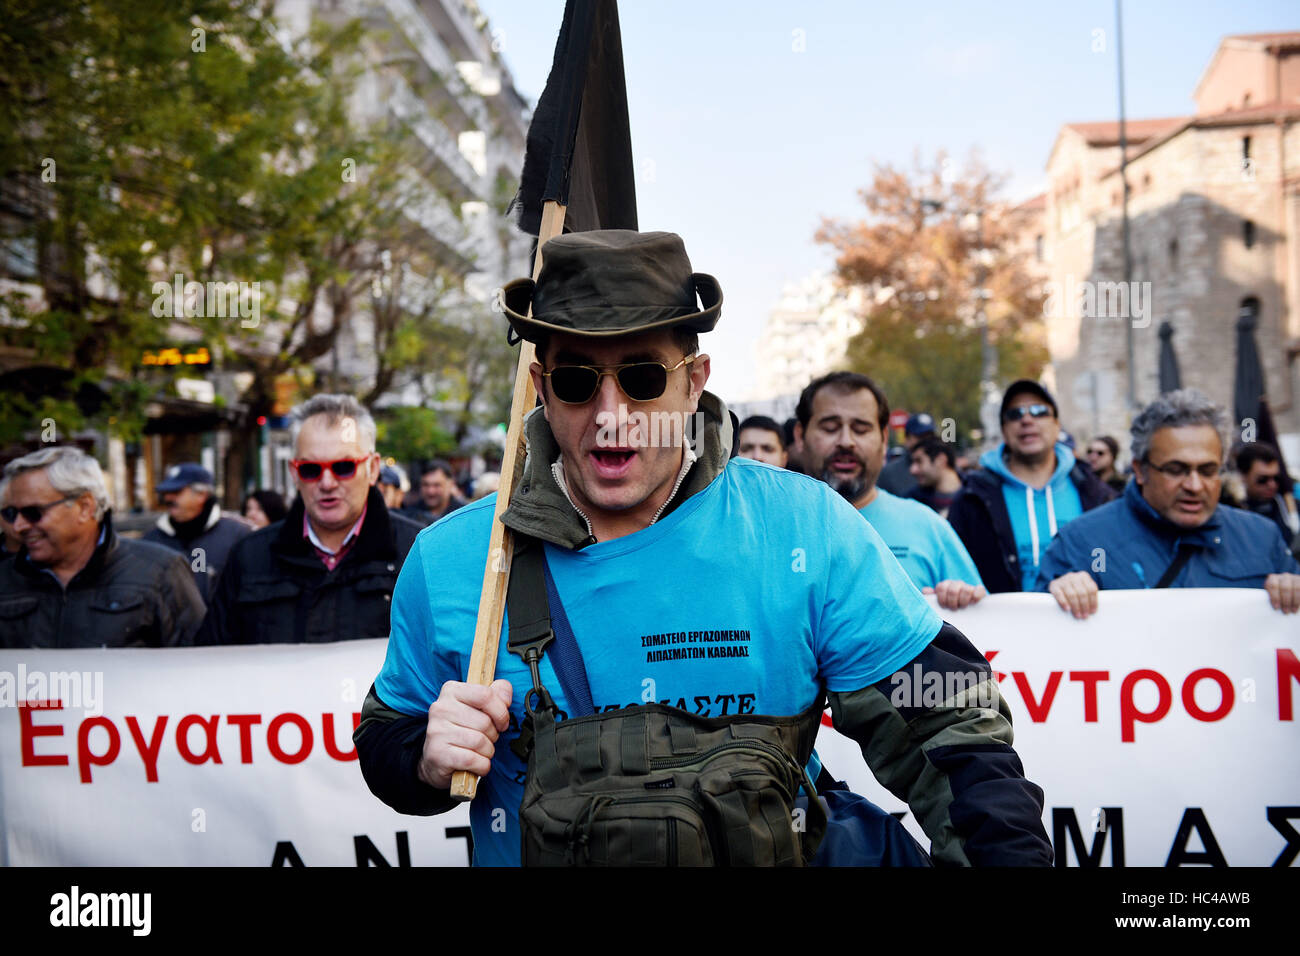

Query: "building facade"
<box><xmin>1042</xmin><ymin>32</ymin><xmax>1300</xmax><ymax>464</ymax></box>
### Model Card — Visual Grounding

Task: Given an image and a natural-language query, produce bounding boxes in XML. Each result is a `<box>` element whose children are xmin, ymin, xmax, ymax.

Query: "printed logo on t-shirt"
<box><xmin>640</xmin><ymin>628</ymin><xmax>752</xmax><ymax>663</ymax></box>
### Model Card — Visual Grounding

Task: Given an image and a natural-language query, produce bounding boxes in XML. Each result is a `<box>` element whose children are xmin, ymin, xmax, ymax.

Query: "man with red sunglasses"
<box><xmin>199</xmin><ymin>394</ymin><xmax>422</xmax><ymax>644</ymax></box>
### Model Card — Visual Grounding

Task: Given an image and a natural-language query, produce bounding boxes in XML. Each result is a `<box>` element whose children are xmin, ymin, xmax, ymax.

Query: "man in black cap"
<box><xmin>948</xmin><ymin>380</ymin><xmax>1115</xmax><ymax>593</ymax></box>
<box><xmin>377</xmin><ymin>464</ymin><xmax>408</xmax><ymax>512</ymax></box>
<box><xmin>354</xmin><ymin>230</ymin><xmax>1051</xmax><ymax>867</ymax></box>
<box><xmin>876</xmin><ymin>412</ymin><xmax>935</xmax><ymax>497</ymax></box>
<box><xmin>143</xmin><ymin>462</ymin><xmax>252</xmax><ymax>603</ymax></box>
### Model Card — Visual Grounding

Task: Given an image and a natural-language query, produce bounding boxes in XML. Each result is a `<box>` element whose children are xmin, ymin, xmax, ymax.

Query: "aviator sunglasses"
<box><xmin>542</xmin><ymin>354</ymin><xmax>697</xmax><ymax>405</ymax></box>
<box><xmin>290</xmin><ymin>457</ymin><xmax>368</xmax><ymax>482</ymax></box>
<box><xmin>1003</xmin><ymin>403</ymin><xmax>1053</xmax><ymax>423</ymax></box>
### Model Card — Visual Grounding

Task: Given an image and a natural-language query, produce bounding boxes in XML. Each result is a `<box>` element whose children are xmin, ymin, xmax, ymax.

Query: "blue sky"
<box><xmin>480</xmin><ymin>1</ymin><xmax>1297</xmax><ymax>401</ymax></box>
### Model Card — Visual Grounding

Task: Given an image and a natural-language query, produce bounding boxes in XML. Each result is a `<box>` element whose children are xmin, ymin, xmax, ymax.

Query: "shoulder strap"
<box><xmin>1154</xmin><ymin>543</ymin><xmax>1200</xmax><ymax>588</ymax></box>
<box><xmin>541</xmin><ymin>558</ymin><xmax>595</xmax><ymax>717</ymax></box>
<box><xmin>506</xmin><ymin>537</ymin><xmax>595</xmax><ymax>718</ymax></box>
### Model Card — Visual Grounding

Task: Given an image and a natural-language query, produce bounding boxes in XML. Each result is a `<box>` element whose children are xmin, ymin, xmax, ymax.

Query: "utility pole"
<box><xmin>974</xmin><ymin>208</ymin><xmax>1001</xmax><ymax>448</ymax></box>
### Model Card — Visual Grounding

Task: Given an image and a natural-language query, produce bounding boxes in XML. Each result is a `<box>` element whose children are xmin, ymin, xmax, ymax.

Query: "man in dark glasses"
<box><xmin>356</xmin><ymin>231</ymin><xmax>1052</xmax><ymax>867</ymax></box>
<box><xmin>1035</xmin><ymin>390</ymin><xmax>1300</xmax><ymax>617</ymax></box>
<box><xmin>1234</xmin><ymin>442</ymin><xmax>1298</xmax><ymax>554</ymax></box>
<box><xmin>948</xmin><ymin>379</ymin><xmax>1115</xmax><ymax>593</ymax></box>
<box><xmin>199</xmin><ymin>394</ymin><xmax>423</xmax><ymax>644</ymax></box>
<box><xmin>0</xmin><ymin>446</ymin><xmax>205</xmax><ymax>648</ymax></box>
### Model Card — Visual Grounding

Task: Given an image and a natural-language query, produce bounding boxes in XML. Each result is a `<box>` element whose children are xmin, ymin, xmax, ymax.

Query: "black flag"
<box><xmin>511</xmin><ymin>0</ymin><xmax>637</xmax><ymax>235</ymax></box>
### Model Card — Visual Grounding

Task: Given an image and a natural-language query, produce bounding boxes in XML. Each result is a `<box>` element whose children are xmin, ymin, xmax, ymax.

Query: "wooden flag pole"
<box><xmin>450</xmin><ymin>199</ymin><xmax>567</xmax><ymax>801</ymax></box>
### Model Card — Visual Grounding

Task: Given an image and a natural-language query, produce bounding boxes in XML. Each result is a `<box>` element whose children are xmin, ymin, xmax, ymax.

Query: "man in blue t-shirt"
<box><xmin>353</xmin><ymin>230</ymin><xmax>1050</xmax><ymax>866</ymax></box>
<box><xmin>794</xmin><ymin>371</ymin><xmax>986</xmax><ymax>611</ymax></box>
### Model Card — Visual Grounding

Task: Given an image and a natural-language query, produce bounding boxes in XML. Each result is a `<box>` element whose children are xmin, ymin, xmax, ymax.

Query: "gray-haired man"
<box><xmin>1035</xmin><ymin>389</ymin><xmax>1300</xmax><ymax>617</ymax></box>
<box><xmin>0</xmin><ymin>447</ymin><xmax>206</xmax><ymax>647</ymax></box>
<box><xmin>199</xmin><ymin>394</ymin><xmax>423</xmax><ymax>644</ymax></box>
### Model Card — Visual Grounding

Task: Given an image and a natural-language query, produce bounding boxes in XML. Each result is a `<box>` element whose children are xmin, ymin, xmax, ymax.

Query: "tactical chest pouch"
<box><xmin>506</xmin><ymin>537</ymin><xmax>827</xmax><ymax>867</ymax></box>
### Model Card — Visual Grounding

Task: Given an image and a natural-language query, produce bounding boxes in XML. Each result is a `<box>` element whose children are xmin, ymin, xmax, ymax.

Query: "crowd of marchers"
<box><xmin>1</xmin><ymin>366</ymin><xmax>1298</xmax><ymax>650</ymax></box>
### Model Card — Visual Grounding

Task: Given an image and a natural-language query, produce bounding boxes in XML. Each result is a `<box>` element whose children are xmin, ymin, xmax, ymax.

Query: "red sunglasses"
<box><xmin>290</xmin><ymin>457</ymin><xmax>369</xmax><ymax>482</ymax></box>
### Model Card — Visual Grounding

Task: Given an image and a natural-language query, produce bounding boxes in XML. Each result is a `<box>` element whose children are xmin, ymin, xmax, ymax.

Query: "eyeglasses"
<box><xmin>1145</xmin><ymin>460</ymin><xmax>1224</xmax><ymax>480</ymax></box>
<box><xmin>1251</xmin><ymin>474</ymin><xmax>1280</xmax><ymax>486</ymax></box>
<box><xmin>1003</xmin><ymin>404</ymin><xmax>1053</xmax><ymax>423</ymax></box>
<box><xmin>542</xmin><ymin>355</ymin><xmax>696</xmax><ymax>405</ymax></box>
<box><xmin>290</xmin><ymin>458</ymin><xmax>369</xmax><ymax>482</ymax></box>
<box><xmin>1</xmin><ymin>495</ymin><xmax>78</xmax><ymax>525</ymax></box>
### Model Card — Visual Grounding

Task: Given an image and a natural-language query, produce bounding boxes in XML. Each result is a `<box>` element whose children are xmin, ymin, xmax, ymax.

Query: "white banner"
<box><xmin>0</xmin><ymin>641</ymin><xmax>471</xmax><ymax>866</ymax></box>
<box><xmin>0</xmin><ymin>589</ymin><xmax>1296</xmax><ymax>866</ymax></box>
<box><xmin>817</xmin><ymin>589</ymin><xmax>1300</xmax><ymax>866</ymax></box>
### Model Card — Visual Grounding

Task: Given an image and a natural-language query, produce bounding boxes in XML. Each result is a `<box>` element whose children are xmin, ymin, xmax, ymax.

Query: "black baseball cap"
<box><xmin>156</xmin><ymin>462</ymin><xmax>213</xmax><ymax>492</ymax></box>
<box><xmin>1000</xmin><ymin>380</ymin><xmax>1058</xmax><ymax>422</ymax></box>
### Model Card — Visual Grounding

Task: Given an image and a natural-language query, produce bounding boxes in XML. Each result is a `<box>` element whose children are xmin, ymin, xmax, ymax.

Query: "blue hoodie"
<box><xmin>980</xmin><ymin>442</ymin><xmax>1083</xmax><ymax>591</ymax></box>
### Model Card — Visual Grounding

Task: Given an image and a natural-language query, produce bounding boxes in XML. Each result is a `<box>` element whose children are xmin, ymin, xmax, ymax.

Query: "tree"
<box><xmin>0</xmin><ymin>0</ymin><xmax>502</xmax><ymax>473</ymax></box>
<box><xmin>816</xmin><ymin>151</ymin><xmax>1049</xmax><ymax>443</ymax></box>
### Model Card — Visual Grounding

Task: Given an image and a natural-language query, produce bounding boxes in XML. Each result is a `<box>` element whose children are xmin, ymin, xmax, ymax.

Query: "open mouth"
<box><xmin>590</xmin><ymin>449</ymin><xmax>636</xmax><ymax>479</ymax></box>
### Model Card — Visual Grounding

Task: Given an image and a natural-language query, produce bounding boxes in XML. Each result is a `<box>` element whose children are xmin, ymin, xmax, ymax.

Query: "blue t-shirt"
<box><xmin>859</xmin><ymin>489</ymin><xmax>984</xmax><ymax>590</ymax></box>
<box><xmin>374</xmin><ymin>456</ymin><xmax>941</xmax><ymax>866</ymax></box>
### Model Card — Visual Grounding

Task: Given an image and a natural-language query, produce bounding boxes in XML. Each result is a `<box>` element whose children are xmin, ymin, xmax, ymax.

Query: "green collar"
<box><xmin>500</xmin><ymin>390</ymin><xmax>734</xmax><ymax>549</ymax></box>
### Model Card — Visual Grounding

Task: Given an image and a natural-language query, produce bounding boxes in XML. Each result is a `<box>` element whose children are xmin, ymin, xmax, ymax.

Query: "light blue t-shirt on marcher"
<box><xmin>374</xmin><ymin>456</ymin><xmax>942</xmax><ymax>866</ymax></box>
<box><xmin>859</xmin><ymin>488</ymin><xmax>984</xmax><ymax>590</ymax></box>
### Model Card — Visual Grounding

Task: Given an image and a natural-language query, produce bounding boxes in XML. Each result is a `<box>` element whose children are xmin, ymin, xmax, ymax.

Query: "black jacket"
<box><xmin>948</xmin><ymin>459</ymin><xmax>1115</xmax><ymax>593</ymax></box>
<box><xmin>0</xmin><ymin>513</ymin><xmax>206</xmax><ymax>648</ymax></box>
<box><xmin>143</xmin><ymin>503</ymin><xmax>252</xmax><ymax>603</ymax></box>
<box><xmin>198</xmin><ymin>487</ymin><xmax>422</xmax><ymax>644</ymax></box>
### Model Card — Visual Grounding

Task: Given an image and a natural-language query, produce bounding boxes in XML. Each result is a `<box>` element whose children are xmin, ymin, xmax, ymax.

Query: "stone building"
<box><xmin>1042</xmin><ymin>31</ymin><xmax>1300</xmax><ymax>465</ymax></box>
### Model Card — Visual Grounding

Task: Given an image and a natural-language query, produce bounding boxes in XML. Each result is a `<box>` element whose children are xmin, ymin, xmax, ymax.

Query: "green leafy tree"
<box><xmin>0</xmin><ymin>0</ymin><xmax>496</xmax><ymax>468</ymax></box>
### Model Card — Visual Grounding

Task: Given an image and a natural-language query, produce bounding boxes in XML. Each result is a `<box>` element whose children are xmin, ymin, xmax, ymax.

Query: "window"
<box><xmin>1035</xmin><ymin>235</ymin><xmax>1044</xmax><ymax>262</ymax></box>
<box><xmin>1169</xmin><ymin>238</ymin><xmax>1179</xmax><ymax>270</ymax></box>
<box><xmin>1243</xmin><ymin>220</ymin><xmax>1255</xmax><ymax>249</ymax></box>
<box><xmin>1243</xmin><ymin>135</ymin><xmax>1252</xmax><ymax>160</ymax></box>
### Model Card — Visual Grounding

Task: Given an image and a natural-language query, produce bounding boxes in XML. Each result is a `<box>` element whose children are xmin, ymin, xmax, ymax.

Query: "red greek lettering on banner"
<box><xmin>1181</xmin><ymin>668</ymin><xmax>1233</xmax><ymax>722</ymax></box>
<box><xmin>1119</xmin><ymin>669</ymin><xmax>1172</xmax><ymax>743</ymax></box>
<box><xmin>321</xmin><ymin>712</ymin><xmax>361</xmax><ymax>761</ymax></box>
<box><xmin>226</xmin><ymin>714</ymin><xmax>262</xmax><ymax>763</ymax></box>
<box><xmin>125</xmin><ymin>715</ymin><xmax>169</xmax><ymax>782</ymax></box>
<box><xmin>1278</xmin><ymin>649</ymin><xmax>1300</xmax><ymax>721</ymax></box>
<box><xmin>175</xmin><ymin>714</ymin><xmax>223</xmax><ymax>765</ymax></box>
<box><xmin>1011</xmin><ymin>671</ymin><xmax>1062</xmax><ymax>722</ymax></box>
<box><xmin>77</xmin><ymin>716</ymin><xmax>120</xmax><ymax>783</ymax></box>
<box><xmin>267</xmin><ymin>712</ymin><xmax>313</xmax><ymax>764</ymax></box>
<box><xmin>19</xmin><ymin>699</ymin><xmax>68</xmax><ymax>767</ymax></box>
<box><xmin>1068</xmin><ymin>671</ymin><xmax>1110</xmax><ymax>723</ymax></box>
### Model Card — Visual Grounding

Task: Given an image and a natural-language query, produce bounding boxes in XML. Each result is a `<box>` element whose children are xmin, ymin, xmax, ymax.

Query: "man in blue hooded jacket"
<box><xmin>1034</xmin><ymin>389</ymin><xmax>1300</xmax><ymax>617</ymax></box>
<box><xmin>948</xmin><ymin>381</ymin><xmax>1115</xmax><ymax>593</ymax></box>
